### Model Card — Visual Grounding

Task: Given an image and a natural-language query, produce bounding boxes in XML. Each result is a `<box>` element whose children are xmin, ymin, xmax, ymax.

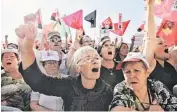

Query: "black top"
<box><xmin>149</xmin><ymin>61</ymin><xmax>177</xmax><ymax>92</ymax></box>
<box><xmin>19</xmin><ymin>59</ymin><xmax>113</xmax><ymax>111</ymax></box>
<box><xmin>100</xmin><ymin>65</ymin><xmax>124</xmax><ymax>88</ymax></box>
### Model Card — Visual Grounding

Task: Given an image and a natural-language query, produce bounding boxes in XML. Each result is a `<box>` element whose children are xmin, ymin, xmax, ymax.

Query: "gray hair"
<box><xmin>69</xmin><ymin>46</ymin><xmax>98</xmax><ymax>71</ymax></box>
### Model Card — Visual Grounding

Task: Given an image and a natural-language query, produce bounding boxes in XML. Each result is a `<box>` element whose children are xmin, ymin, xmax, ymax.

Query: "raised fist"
<box><xmin>24</xmin><ymin>13</ymin><xmax>36</xmax><ymax>24</ymax></box>
<box><xmin>15</xmin><ymin>22</ymin><xmax>37</xmax><ymax>40</ymax></box>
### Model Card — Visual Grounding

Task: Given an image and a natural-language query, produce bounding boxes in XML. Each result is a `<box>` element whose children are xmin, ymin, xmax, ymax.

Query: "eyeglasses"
<box><xmin>3</xmin><ymin>55</ymin><xmax>16</xmax><ymax>59</ymax></box>
<box><xmin>49</xmin><ymin>39</ymin><xmax>61</xmax><ymax>43</ymax></box>
<box><xmin>77</xmin><ymin>56</ymin><xmax>101</xmax><ymax>64</ymax></box>
<box><xmin>82</xmin><ymin>40</ymin><xmax>93</xmax><ymax>43</ymax></box>
<box><xmin>49</xmin><ymin>36</ymin><xmax>61</xmax><ymax>43</ymax></box>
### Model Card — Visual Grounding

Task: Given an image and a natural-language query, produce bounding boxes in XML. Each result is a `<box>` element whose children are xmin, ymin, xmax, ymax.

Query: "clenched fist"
<box><xmin>15</xmin><ymin>22</ymin><xmax>37</xmax><ymax>40</ymax></box>
<box><xmin>24</xmin><ymin>13</ymin><xmax>36</xmax><ymax>24</ymax></box>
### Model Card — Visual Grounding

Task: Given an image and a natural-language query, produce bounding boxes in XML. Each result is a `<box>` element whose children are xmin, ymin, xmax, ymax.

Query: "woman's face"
<box><xmin>43</xmin><ymin>60</ymin><xmax>59</xmax><ymax>76</ymax></box>
<box><xmin>101</xmin><ymin>40</ymin><xmax>115</xmax><ymax>60</ymax></box>
<box><xmin>123</xmin><ymin>61</ymin><xmax>149</xmax><ymax>91</ymax></box>
<box><xmin>77</xmin><ymin>50</ymin><xmax>101</xmax><ymax>80</ymax></box>
<box><xmin>81</xmin><ymin>36</ymin><xmax>93</xmax><ymax>47</ymax></box>
<box><xmin>119</xmin><ymin>43</ymin><xmax>128</xmax><ymax>56</ymax></box>
<box><xmin>2</xmin><ymin>52</ymin><xmax>19</xmax><ymax>72</ymax></box>
<box><xmin>154</xmin><ymin>38</ymin><xmax>169</xmax><ymax>60</ymax></box>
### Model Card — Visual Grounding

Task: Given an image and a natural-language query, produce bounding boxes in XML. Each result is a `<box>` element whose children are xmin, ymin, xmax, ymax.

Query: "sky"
<box><xmin>1</xmin><ymin>0</ymin><xmax>162</xmax><ymax>44</ymax></box>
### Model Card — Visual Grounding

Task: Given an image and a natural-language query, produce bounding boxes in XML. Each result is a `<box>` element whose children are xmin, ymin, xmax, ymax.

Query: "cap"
<box><xmin>48</xmin><ymin>31</ymin><xmax>61</xmax><ymax>39</ymax></box>
<box><xmin>40</xmin><ymin>50</ymin><xmax>59</xmax><ymax>62</ymax></box>
<box><xmin>116</xmin><ymin>52</ymin><xmax>149</xmax><ymax>70</ymax></box>
<box><xmin>1</xmin><ymin>48</ymin><xmax>19</xmax><ymax>56</ymax></box>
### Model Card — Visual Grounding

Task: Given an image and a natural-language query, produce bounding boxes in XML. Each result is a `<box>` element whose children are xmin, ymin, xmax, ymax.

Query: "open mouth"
<box><xmin>164</xmin><ymin>49</ymin><xmax>168</xmax><ymax>53</ymax></box>
<box><xmin>6</xmin><ymin>62</ymin><xmax>12</xmax><ymax>65</ymax></box>
<box><xmin>92</xmin><ymin>68</ymin><xmax>99</xmax><ymax>72</ymax></box>
<box><xmin>54</xmin><ymin>44</ymin><xmax>59</xmax><ymax>46</ymax></box>
<box><xmin>108</xmin><ymin>51</ymin><xmax>112</xmax><ymax>55</ymax></box>
<box><xmin>131</xmin><ymin>82</ymin><xmax>138</xmax><ymax>84</ymax></box>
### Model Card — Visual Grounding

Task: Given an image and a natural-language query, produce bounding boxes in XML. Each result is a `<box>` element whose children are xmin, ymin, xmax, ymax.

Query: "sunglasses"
<box><xmin>49</xmin><ymin>39</ymin><xmax>62</xmax><ymax>43</ymax></box>
<box><xmin>49</xmin><ymin>37</ymin><xmax>62</xmax><ymax>43</ymax></box>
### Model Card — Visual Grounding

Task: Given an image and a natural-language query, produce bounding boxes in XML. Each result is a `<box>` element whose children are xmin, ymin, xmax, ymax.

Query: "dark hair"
<box><xmin>79</xmin><ymin>35</ymin><xmax>90</xmax><ymax>45</ymax></box>
<box><xmin>1</xmin><ymin>53</ymin><xmax>19</xmax><ymax>61</ymax></box>
<box><xmin>97</xmin><ymin>39</ymin><xmax>111</xmax><ymax>57</ymax></box>
<box><xmin>115</xmin><ymin>43</ymin><xmax>128</xmax><ymax>61</ymax></box>
<box><xmin>100</xmin><ymin>36</ymin><xmax>110</xmax><ymax>41</ymax></box>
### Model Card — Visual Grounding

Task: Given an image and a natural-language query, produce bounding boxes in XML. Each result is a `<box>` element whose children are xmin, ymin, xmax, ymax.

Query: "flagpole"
<box><xmin>56</xmin><ymin>10</ymin><xmax>69</xmax><ymax>51</ymax></box>
<box><xmin>99</xmin><ymin>25</ymin><xmax>102</xmax><ymax>42</ymax></box>
<box><xmin>60</xmin><ymin>17</ymin><xmax>68</xmax><ymax>50</ymax></box>
<box><xmin>119</xmin><ymin>13</ymin><xmax>123</xmax><ymax>42</ymax></box>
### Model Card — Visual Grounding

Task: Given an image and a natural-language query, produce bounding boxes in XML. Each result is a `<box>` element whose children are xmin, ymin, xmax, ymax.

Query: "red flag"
<box><xmin>102</xmin><ymin>17</ymin><xmax>113</xmax><ymax>29</ymax></box>
<box><xmin>137</xmin><ymin>23</ymin><xmax>145</xmax><ymax>32</ymax></box>
<box><xmin>157</xmin><ymin>20</ymin><xmax>177</xmax><ymax>46</ymax></box>
<box><xmin>36</xmin><ymin>9</ymin><xmax>43</xmax><ymax>29</ymax></box>
<box><xmin>155</xmin><ymin>0</ymin><xmax>177</xmax><ymax>22</ymax></box>
<box><xmin>51</xmin><ymin>12</ymin><xmax>57</xmax><ymax>21</ymax></box>
<box><xmin>62</xmin><ymin>10</ymin><xmax>83</xmax><ymax>29</ymax></box>
<box><xmin>110</xmin><ymin>20</ymin><xmax>130</xmax><ymax>36</ymax></box>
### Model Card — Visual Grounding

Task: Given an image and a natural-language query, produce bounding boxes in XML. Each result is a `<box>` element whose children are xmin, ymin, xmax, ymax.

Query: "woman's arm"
<box><xmin>142</xmin><ymin>0</ymin><xmax>156</xmax><ymax>67</ymax></box>
<box><xmin>19</xmin><ymin>59</ymin><xmax>72</xmax><ymax>97</ymax></box>
<box><xmin>111</xmin><ymin>106</ymin><xmax>132</xmax><ymax>111</ymax></box>
<box><xmin>66</xmin><ymin>41</ymin><xmax>80</xmax><ymax>67</ymax></box>
<box><xmin>16</xmin><ymin>22</ymin><xmax>72</xmax><ymax>97</ymax></box>
<box><xmin>30</xmin><ymin>101</ymin><xmax>52</xmax><ymax>111</ymax></box>
<box><xmin>30</xmin><ymin>91</ymin><xmax>52</xmax><ymax>111</ymax></box>
<box><xmin>66</xmin><ymin>29</ymin><xmax>83</xmax><ymax>67</ymax></box>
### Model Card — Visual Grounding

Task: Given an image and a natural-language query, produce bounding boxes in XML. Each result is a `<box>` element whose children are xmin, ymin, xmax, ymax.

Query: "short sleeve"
<box><xmin>109</xmin><ymin>81</ymin><xmax>135</xmax><ymax>110</ymax></box>
<box><xmin>153</xmin><ymin>80</ymin><xmax>177</xmax><ymax>111</ymax></box>
<box><xmin>30</xmin><ymin>91</ymin><xmax>40</xmax><ymax>101</ymax></box>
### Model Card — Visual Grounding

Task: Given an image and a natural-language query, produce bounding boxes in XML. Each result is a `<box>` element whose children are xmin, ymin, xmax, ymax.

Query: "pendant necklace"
<box><xmin>107</xmin><ymin>68</ymin><xmax>114</xmax><ymax>75</ymax></box>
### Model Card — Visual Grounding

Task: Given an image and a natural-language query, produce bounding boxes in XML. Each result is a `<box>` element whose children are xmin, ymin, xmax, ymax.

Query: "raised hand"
<box><xmin>24</xmin><ymin>13</ymin><xmax>36</xmax><ymax>24</ymax></box>
<box><xmin>15</xmin><ymin>22</ymin><xmax>37</xmax><ymax>40</ymax></box>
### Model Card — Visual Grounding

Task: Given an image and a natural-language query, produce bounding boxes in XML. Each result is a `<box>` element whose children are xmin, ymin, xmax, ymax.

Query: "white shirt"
<box><xmin>31</xmin><ymin>91</ymin><xmax>64</xmax><ymax>111</ymax></box>
<box><xmin>30</xmin><ymin>74</ymin><xmax>67</xmax><ymax>111</ymax></box>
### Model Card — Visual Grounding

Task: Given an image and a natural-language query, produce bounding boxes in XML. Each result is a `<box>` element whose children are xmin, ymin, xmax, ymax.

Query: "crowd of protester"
<box><xmin>1</xmin><ymin>0</ymin><xmax>177</xmax><ymax>111</ymax></box>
